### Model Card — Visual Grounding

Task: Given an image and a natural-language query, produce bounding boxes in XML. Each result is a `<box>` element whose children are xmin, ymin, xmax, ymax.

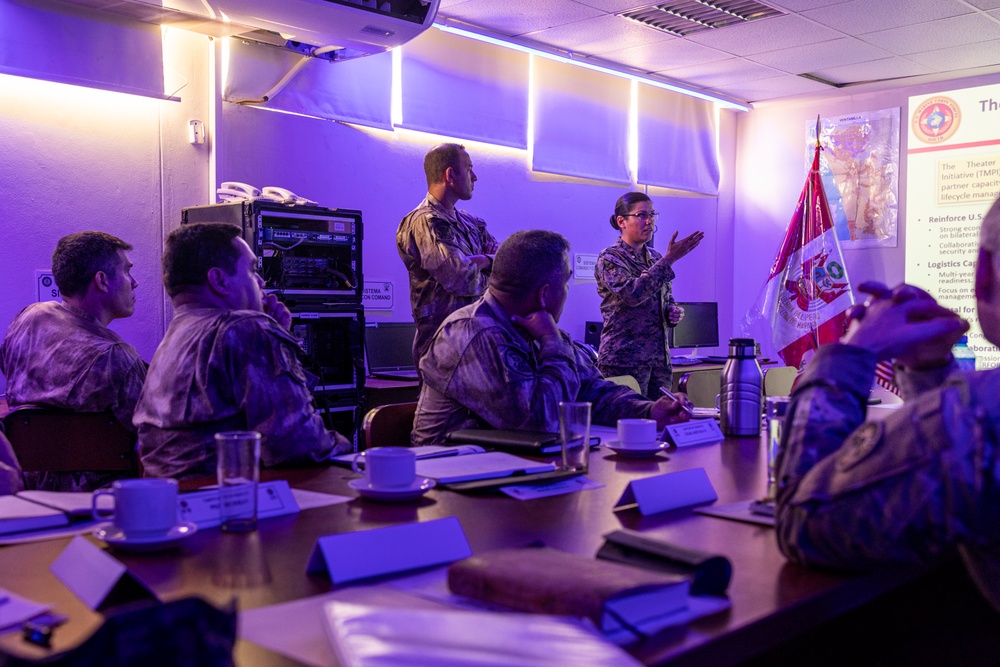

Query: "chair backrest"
<box><xmin>763</xmin><ymin>366</ymin><xmax>798</xmax><ymax>397</ymax></box>
<box><xmin>678</xmin><ymin>370</ymin><xmax>722</xmax><ymax>408</ymax></box>
<box><xmin>604</xmin><ymin>375</ymin><xmax>641</xmax><ymax>394</ymax></box>
<box><xmin>361</xmin><ymin>402</ymin><xmax>417</xmax><ymax>450</ymax></box>
<box><xmin>2</xmin><ymin>405</ymin><xmax>137</xmax><ymax>473</ymax></box>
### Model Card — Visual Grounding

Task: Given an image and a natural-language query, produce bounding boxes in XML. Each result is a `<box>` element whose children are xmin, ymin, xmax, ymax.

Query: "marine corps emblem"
<box><xmin>911</xmin><ymin>96</ymin><xmax>961</xmax><ymax>144</ymax></box>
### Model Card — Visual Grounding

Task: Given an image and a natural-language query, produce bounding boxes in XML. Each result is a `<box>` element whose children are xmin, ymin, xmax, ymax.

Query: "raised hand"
<box><xmin>663</xmin><ymin>230</ymin><xmax>705</xmax><ymax>265</ymax></box>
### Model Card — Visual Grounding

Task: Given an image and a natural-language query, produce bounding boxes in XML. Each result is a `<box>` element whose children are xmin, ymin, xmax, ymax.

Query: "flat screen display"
<box><xmin>668</xmin><ymin>302</ymin><xmax>719</xmax><ymax>349</ymax></box>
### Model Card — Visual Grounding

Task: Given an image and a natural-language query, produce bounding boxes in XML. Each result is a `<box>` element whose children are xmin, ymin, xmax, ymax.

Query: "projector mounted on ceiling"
<box><xmin>50</xmin><ymin>0</ymin><xmax>441</xmax><ymax>59</ymax></box>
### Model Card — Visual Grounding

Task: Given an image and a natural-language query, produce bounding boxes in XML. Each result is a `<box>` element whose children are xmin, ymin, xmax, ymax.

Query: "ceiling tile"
<box><xmin>600</xmin><ymin>38</ymin><xmax>732</xmax><ymax>71</ymax></box>
<box><xmin>438</xmin><ymin>0</ymin><xmax>605</xmax><ymax>37</ymax></box>
<box><xmin>721</xmin><ymin>74</ymin><xmax>835</xmax><ymax>102</ymax></box>
<box><xmin>907</xmin><ymin>39</ymin><xmax>1000</xmax><ymax>71</ymax></box>
<box><xmin>968</xmin><ymin>0</ymin><xmax>1000</xmax><ymax>7</ymax></box>
<box><xmin>525</xmin><ymin>13</ymin><xmax>672</xmax><ymax>54</ymax></box>
<box><xmin>802</xmin><ymin>0</ymin><xmax>972</xmax><ymax>34</ymax></box>
<box><xmin>858</xmin><ymin>13</ymin><xmax>1000</xmax><ymax>55</ymax></box>
<box><xmin>657</xmin><ymin>58</ymin><xmax>785</xmax><ymax>87</ymax></box>
<box><xmin>683</xmin><ymin>14</ymin><xmax>842</xmax><ymax>56</ymax></box>
<box><xmin>747</xmin><ymin>37</ymin><xmax>893</xmax><ymax>73</ymax></box>
<box><xmin>810</xmin><ymin>56</ymin><xmax>935</xmax><ymax>85</ymax></box>
<box><xmin>763</xmin><ymin>0</ymin><xmax>853</xmax><ymax>11</ymax></box>
<box><xmin>569</xmin><ymin>0</ymin><xmax>661</xmax><ymax>11</ymax></box>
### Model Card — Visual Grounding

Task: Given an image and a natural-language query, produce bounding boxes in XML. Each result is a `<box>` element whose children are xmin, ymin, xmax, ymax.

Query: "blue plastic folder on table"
<box><xmin>615</xmin><ymin>468</ymin><xmax>717</xmax><ymax>516</ymax></box>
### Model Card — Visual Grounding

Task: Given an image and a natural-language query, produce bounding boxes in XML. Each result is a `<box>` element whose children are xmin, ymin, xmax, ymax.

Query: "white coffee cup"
<box><xmin>352</xmin><ymin>447</ymin><xmax>416</xmax><ymax>489</ymax></box>
<box><xmin>92</xmin><ymin>478</ymin><xmax>179</xmax><ymax>537</ymax></box>
<box><xmin>617</xmin><ymin>418</ymin><xmax>658</xmax><ymax>448</ymax></box>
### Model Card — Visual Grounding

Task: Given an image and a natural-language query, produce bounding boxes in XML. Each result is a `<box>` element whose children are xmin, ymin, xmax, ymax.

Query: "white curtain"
<box><xmin>224</xmin><ymin>38</ymin><xmax>392</xmax><ymax>130</ymax></box>
<box><xmin>637</xmin><ymin>83</ymin><xmax>720</xmax><ymax>195</ymax></box>
<box><xmin>0</xmin><ymin>0</ymin><xmax>165</xmax><ymax>99</ymax></box>
<box><xmin>399</xmin><ymin>29</ymin><xmax>529</xmax><ymax>148</ymax></box>
<box><xmin>531</xmin><ymin>57</ymin><xmax>631</xmax><ymax>183</ymax></box>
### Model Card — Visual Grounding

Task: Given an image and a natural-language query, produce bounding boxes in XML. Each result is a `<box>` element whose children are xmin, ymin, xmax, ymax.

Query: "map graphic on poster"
<box><xmin>807</xmin><ymin>109</ymin><xmax>899</xmax><ymax>248</ymax></box>
<box><xmin>906</xmin><ymin>83</ymin><xmax>1000</xmax><ymax>369</ymax></box>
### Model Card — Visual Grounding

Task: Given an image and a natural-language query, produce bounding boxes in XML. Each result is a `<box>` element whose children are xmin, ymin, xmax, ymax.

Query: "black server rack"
<box><xmin>181</xmin><ymin>201</ymin><xmax>365</xmax><ymax>442</ymax></box>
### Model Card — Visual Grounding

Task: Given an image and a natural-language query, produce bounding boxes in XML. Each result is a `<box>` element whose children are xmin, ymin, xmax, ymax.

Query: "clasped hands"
<box><xmin>843</xmin><ymin>281</ymin><xmax>969</xmax><ymax>369</ymax></box>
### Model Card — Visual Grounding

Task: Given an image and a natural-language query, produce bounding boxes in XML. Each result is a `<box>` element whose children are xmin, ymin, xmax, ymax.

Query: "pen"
<box><xmin>659</xmin><ymin>386</ymin><xmax>695</xmax><ymax>416</ymax></box>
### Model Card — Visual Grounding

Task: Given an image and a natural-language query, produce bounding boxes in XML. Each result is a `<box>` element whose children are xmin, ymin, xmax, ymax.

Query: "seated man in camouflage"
<box><xmin>411</xmin><ymin>229</ymin><xmax>691</xmax><ymax>446</ymax></box>
<box><xmin>776</xmin><ymin>193</ymin><xmax>1000</xmax><ymax>612</ymax></box>
<box><xmin>0</xmin><ymin>232</ymin><xmax>146</xmax><ymax>491</ymax></box>
<box><xmin>134</xmin><ymin>223</ymin><xmax>351</xmax><ymax>479</ymax></box>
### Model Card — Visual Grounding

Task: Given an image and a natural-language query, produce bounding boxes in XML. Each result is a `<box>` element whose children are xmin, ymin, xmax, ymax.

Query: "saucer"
<box><xmin>605</xmin><ymin>441</ymin><xmax>670</xmax><ymax>458</ymax></box>
<box><xmin>348</xmin><ymin>477</ymin><xmax>436</xmax><ymax>502</ymax></box>
<box><xmin>93</xmin><ymin>521</ymin><xmax>198</xmax><ymax>552</ymax></box>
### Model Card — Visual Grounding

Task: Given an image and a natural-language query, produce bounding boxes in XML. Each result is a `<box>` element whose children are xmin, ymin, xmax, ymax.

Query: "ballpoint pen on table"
<box><xmin>659</xmin><ymin>386</ymin><xmax>695</xmax><ymax>416</ymax></box>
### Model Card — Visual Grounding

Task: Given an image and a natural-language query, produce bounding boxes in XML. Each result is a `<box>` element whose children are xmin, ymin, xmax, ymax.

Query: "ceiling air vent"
<box><xmin>621</xmin><ymin>0</ymin><xmax>784</xmax><ymax>37</ymax></box>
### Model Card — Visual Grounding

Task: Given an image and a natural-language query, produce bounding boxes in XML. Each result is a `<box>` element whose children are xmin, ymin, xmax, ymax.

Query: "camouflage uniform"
<box><xmin>776</xmin><ymin>343</ymin><xmax>1000</xmax><ymax>611</ymax></box>
<box><xmin>411</xmin><ymin>292</ymin><xmax>654</xmax><ymax>446</ymax></box>
<box><xmin>396</xmin><ymin>193</ymin><xmax>498</xmax><ymax>368</ymax></box>
<box><xmin>595</xmin><ymin>238</ymin><xmax>675</xmax><ymax>399</ymax></box>
<box><xmin>0</xmin><ymin>301</ymin><xmax>147</xmax><ymax>491</ymax></box>
<box><xmin>134</xmin><ymin>305</ymin><xmax>350</xmax><ymax>479</ymax></box>
<box><xmin>0</xmin><ymin>432</ymin><xmax>23</xmax><ymax>495</ymax></box>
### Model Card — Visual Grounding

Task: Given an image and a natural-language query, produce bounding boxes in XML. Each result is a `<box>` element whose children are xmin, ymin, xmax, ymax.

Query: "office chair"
<box><xmin>604</xmin><ymin>375</ymin><xmax>642</xmax><ymax>394</ymax></box>
<box><xmin>361</xmin><ymin>402</ymin><xmax>417</xmax><ymax>450</ymax></box>
<box><xmin>763</xmin><ymin>366</ymin><xmax>798</xmax><ymax>396</ymax></box>
<box><xmin>2</xmin><ymin>405</ymin><xmax>137</xmax><ymax>474</ymax></box>
<box><xmin>678</xmin><ymin>370</ymin><xmax>722</xmax><ymax>408</ymax></box>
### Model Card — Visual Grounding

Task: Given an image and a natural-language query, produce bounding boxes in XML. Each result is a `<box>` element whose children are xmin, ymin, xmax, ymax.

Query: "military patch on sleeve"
<box><xmin>835</xmin><ymin>421</ymin><xmax>884</xmax><ymax>472</ymax></box>
<box><xmin>430</xmin><ymin>217</ymin><xmax>455</xmax><ymax>243</ymax></box>
<box><xmin>500</xmin><ymin>344</ymin><xmax>535</xmax><ymax>382</ymax></box>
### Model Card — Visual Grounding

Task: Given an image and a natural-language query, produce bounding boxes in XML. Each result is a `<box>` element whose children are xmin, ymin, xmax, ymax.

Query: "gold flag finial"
<box><xmin>815</xmin><ymin>115</ymin><xmax>822</xmax><ymax>148</ymax></box>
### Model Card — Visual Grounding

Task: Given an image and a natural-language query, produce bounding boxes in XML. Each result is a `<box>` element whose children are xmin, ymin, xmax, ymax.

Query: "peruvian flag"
<box><xmin>761</xmin><ymin>133</ymin><xmax>854</xmax><ymax>370</ymax></box>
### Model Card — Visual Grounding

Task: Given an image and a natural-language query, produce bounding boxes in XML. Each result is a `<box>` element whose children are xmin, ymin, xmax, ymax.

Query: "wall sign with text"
<box><xmin>362</xmin><ymin>281</ymin><xmax>394</xmax><ymax>310</ymax></box>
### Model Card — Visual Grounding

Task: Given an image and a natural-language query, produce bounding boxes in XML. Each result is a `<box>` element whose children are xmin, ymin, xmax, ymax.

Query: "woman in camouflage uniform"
<box><xmin>594</xmin><ymin>192</ymin><xmax>704</xmax><ymax>399</ymax></box>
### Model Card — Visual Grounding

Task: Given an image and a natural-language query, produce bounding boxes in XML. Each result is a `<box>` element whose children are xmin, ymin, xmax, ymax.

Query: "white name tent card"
<box><xmin>50</xmin><ymin>536</ymin><xmax>157</xmax><ymax>610</ymax></box>
<box><xmin>662</xmin><ymin>420</ymin><xmax>725</xmax><ymax>448</ymax></box>
<box><xmin>307</xmin><ymin>516</ymin><xmax>472</xmax><ymax>584</ymax></box>
<box><xmin>178</xmin><ymin>480</ymin><xmax>300</xmax><ymax>529</ymax></box>
<box><xmin>614</xmin><ymin>468</ymin><xmax>718</xmax><ymax>517</ymax></box>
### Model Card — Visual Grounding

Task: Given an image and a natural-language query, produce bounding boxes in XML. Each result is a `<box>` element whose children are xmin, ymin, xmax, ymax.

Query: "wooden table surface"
<box><xmin>0</xmin><ymin>429</ymin><xmax>922</xmax><ymax>666</ymax></box>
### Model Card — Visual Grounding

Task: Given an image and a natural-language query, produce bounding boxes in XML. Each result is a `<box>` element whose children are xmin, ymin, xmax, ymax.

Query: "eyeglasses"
<box><xmin>624</xmin><ymin>211</ymin><xmax>659</xmax><ymax>221</ymax></box>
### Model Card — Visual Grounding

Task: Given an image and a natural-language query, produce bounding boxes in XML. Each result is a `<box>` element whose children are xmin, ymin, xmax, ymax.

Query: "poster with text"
<box><xmin>906</xmin><ymin>83</ymin><xmax>1000</xmax><ymax>369</ymax></box>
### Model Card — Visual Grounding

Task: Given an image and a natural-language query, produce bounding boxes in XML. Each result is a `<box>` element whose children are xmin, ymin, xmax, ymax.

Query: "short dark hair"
<box><xmin>424</xmin><ymin>143</ymin><xmax>467</xmax><ymax>186</ymax></box>
<box><xmin>490</xmin><ymin>230</ymin><xmax>571</xmax><ymax>299</ymax></box>
<box><xmin>163</xmin><ymin>223</ymin><xmax>242</xmax><ymax>297</ymax></box>
<box><xmin>52</xmin><ymin>232</ymin><xmax>132</xmax><ymax>298</ymax></box>
<box><xmin>609</xmin><ymin>192</ymin><xmax>652</xmax><ymax>231</ymax></box>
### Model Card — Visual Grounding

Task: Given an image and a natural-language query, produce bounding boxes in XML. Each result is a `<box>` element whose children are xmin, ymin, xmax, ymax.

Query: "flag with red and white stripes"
<box><xmin>761</xmin><ymin>133</ymin><xmax>854</xmax><ymax>370</ymax></box>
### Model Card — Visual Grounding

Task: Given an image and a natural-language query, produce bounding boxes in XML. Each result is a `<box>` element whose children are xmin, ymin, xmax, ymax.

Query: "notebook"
<box><xmin>365</xmin><ymin>322</ymin><xmax>420</xmax><ymax>380</ymax></box>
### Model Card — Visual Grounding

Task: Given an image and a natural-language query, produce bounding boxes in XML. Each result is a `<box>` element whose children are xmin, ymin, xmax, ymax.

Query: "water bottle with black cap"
<box><xmin>719</xmin><ymin>338</ymin><xmax>762</xmax><ymax>437</ymax></box>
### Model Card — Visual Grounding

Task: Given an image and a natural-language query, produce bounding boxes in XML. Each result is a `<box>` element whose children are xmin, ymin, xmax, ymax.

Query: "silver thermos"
<box><xmin>720</xmin><ymin>337</ymin><xmax>762</xmax><ymax>437</ymax></box>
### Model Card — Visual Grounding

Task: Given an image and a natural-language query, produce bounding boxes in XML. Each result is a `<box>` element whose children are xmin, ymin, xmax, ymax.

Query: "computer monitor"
<box><xmin>668</xmin><ymin>302</ymin><xmax>719</xmax><ymax>349</ymax></box>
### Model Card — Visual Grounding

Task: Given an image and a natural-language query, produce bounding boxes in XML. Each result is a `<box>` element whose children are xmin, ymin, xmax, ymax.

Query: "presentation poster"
<box><xmin>906</xmin><ymin>83</ymin><xmax>1000</xmax><ymax>369</ymax></box>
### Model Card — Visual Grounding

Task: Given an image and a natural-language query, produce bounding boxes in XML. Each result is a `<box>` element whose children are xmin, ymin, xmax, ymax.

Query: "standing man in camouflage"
<box><xmin>775</xmin><ymin>193</ymin><xmax>1000</xmax><ymax>611</ymax></box>
<box><xmin>0</xmin><ymin>232</ymin><xmax>146</xmax><ymax>491</ymax></box>
<box><xmin>397</xmin><ymin>143</ymin><xmax>498</xmax><ymax>369</ymax></box>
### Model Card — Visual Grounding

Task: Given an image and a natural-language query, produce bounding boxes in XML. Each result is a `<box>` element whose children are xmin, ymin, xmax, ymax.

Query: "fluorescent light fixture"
<box><xmin>434</xmin><ymin>22</ymin><xmax>750</xmax><ymax>112</ymax></box>
<box><xmin>391</xmin><ymin>47</ymin><xmax>403</xmax><ymax>127</ymax></box>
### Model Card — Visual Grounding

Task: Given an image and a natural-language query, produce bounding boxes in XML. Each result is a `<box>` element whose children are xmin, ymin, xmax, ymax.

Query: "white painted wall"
<box><xmin>0</xmin><ymin>28</ymin><xmax>211</xmax><ymax>394</ymax></box>
<box><xmin>733</xmin><ymin>71</ymin><xmax>1000</xmax><ymax>359</ymax></box>
<box><xmin>217</xmin><ymin>104</ymin><xmax>728</xmax><ymax>346</ymax></box>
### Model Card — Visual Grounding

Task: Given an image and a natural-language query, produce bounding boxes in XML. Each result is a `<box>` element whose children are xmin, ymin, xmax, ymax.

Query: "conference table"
<box><xmin>0</xmin><ymin>426</ymin><xmax>929</xmax><ymax>666</ymax></box>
